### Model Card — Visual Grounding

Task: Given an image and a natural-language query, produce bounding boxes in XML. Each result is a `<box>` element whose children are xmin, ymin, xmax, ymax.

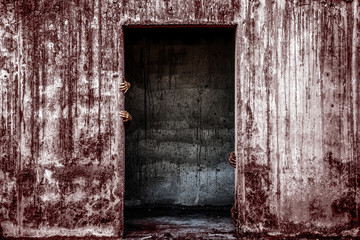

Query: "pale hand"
<box><xmin>120</xmin><ymin>79</ymin><xmax>131</xmax><ymax>93</ymax></box>
<box><xmin>120</xmin><ymin>111</ymin><xmax>132</xmax><ymax>122</ymax></box>
<box><xmin>228</xmin><ymin>151</ymin><xmax>236</xmax><ymax>168</ymax></box>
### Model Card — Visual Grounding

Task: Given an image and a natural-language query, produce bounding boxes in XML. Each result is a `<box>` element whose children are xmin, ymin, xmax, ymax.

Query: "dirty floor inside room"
<box><xmin>123</xmin><ymin>206</ymin><xmax>236</xmax><ymax>239</ymax></box>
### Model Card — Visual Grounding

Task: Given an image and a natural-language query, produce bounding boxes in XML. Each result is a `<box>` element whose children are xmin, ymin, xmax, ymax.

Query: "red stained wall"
<box><xmin>0</xmin><ymin>0</ymin><xmax>359</xmax><ymax>237</ymax></box>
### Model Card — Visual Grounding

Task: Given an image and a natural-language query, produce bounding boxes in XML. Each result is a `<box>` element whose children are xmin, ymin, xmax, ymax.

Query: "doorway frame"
<box><xmin>117</xmin><ymin>23</ymin><xmax>243</xmax><ymax>237</ymax></box>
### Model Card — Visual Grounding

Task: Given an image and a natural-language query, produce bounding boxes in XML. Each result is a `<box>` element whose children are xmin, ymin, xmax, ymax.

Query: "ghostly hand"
<box><xmin>228</xmin><ymin>151</ymin><xmax>236</xmax><ymax>168</ymax></box>
<box><xmin>120</xmin><ymin>111</ymin><xmax>132</xmax><ymax>123</ymax></box>
<box><xmin>120</xmin><ymin>79</ymin><xmax>131</xmax><ymax>93</ymax></box>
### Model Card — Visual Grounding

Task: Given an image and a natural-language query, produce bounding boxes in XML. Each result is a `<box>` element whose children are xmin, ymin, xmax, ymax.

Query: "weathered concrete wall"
<box><xmin>234</xmin><ymin>0</ymin><xmax>360</xmax><ymax>236</ymax></box>
<box><xmin>0</xmin><ymin>0</ymin><xmax>359</xmax><ymax>238</ymax></box>
<box><xmin>0</xmin><ymin>0</ymin><xmax>237</xmax><ymax>237</ymax></box>
<box><xmin>0</xmin><ymin>0</ymin><xmax>125</xmax><ymax>237</ymax></box>
<box><xmin>124</xmin><ymin>28</ymin><xmax>235</xmax><ymax>206</ymax></box>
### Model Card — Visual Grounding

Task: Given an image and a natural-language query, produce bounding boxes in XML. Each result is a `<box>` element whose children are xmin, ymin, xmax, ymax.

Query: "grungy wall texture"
<box><xmin>0</xmin><ymin>0</ymin><xmax>359</xmax><ymax>238</ymax></box>
<box><xmin>234</xmin><ymin>0</ymin><xmax>360</xmax><ymax>236</ymax></box>
<box><xmin>0</xmin><ymin>0</ymin><xmax>126</xmax><ymax>237</ymax></box>
<box><xmin>124</xmin><ymin>28</ymin><xmax>235</xmax><ymax>206</ymax></box>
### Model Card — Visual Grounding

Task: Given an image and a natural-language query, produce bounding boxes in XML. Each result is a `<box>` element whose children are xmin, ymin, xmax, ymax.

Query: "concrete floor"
<box><xmin>124</xmin><ymin>215</ymin><xmax>236</xmax><ymax>239</ymax></box>
<box><xmin>123</xmin><ymin>207</ymin><xmax>360</xmax><ymax>240</ymax></box>
<box><xmin>124</xmin><ymin>206</ymin><xmax>236</xmax><ymax>239</ymax></box>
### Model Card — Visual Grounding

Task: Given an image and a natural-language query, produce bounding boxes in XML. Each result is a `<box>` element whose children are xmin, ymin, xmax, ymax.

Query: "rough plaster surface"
<box><xmin>234</xmin><ymin>0</ymin><xmax>360</xmax><ymax>236</ymax></box>
<box><xmin>0</xmin><ymin>0</ymin><xmax>359</xmax><ymax>238</ymax></box>
<box><xmin>124</xmin><ymin>28</ymin><xmax>235</xmax><ymax>207</ymax></box>
<box><xmin>0</xmin><ymin>0</ymin><xmax>125</xmax><ymax>237</ymax></box>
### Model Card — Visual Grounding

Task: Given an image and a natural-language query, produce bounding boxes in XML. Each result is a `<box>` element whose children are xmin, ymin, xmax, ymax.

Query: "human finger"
<box><xmin>228</xmin><ymin>152</ymin><xmax>236</xmax><ymax>168</ymax></box>
<box><xmin>228</xmin><ymin>156</ymin><xmax>234</xmax><ymax>166</ymax></box>
<box><xmin>121</xmin><ymin>115</ymin><xmax>129</xmax><ymax>122</ymax></box>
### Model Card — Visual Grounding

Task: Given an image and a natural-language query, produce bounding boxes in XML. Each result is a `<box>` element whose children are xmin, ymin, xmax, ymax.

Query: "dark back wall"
<box><xmin>125</xmin><ymin>28</ymin><xmax>235</xmax><ymax>206</ymax></box>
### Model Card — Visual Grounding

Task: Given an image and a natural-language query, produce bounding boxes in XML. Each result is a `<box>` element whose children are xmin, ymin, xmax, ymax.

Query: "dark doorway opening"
<box><xmin>124</xmin><ymin>27</ymin><xmax>235</xmax><ymax>238</ymax></box>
